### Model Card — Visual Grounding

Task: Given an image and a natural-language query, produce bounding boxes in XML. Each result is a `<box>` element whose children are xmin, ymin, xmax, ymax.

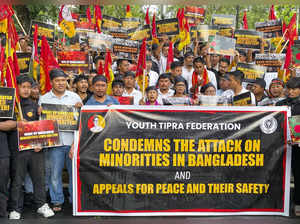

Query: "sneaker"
<box><xmin>37</xmin><ymin>203</ymin><xmax>55</xmax><ymax>218</ymax></box>
<box><xmin>9</xmin><ymin>211</ymin><xmax>21</xmax><ymax>219</ymax></box>
<box><xmin>295</xmin><ymin>205</ymin><xmax>300</xmax><ymax>216</ymax></box>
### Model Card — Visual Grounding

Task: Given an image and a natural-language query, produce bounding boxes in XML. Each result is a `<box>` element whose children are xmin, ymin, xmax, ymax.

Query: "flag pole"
<box><xmin>13</xmin><ymin>13</ymin><xmax>27</xmax><ymax>36</ymax></box>
<box><xmin>142</xmin><ymin>68</ymin><xmax>146</xmax><ymax>97</ymax></box>
<box><xmin>275</xmin><ymin>29</ymin><xmax>288</xmax><ymax>52</ymax></box>
<box><xmin>279</xmin><ymin>39</ymin><xmax>289</xmax><ymax>54</ymax></box>
<box><xmin>17</xmin><ymin>101</ymin><xmax>24</xmax><ymax>121</ymax></box>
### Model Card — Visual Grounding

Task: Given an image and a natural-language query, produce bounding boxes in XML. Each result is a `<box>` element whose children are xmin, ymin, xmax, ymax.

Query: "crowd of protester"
<box><xmin>1</xmin><ymin>30</ymin><xmax>300</xmax><ymax>220</ymax></box>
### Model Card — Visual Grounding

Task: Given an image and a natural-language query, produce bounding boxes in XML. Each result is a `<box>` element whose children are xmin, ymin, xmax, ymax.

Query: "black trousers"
<box><xmin>9</xmin><ymin>150</ymin><xmax>46</xmax><ymax>212</ymax></box>
<box><xmin>292</xmin><ymin>145</ymin><xmax>300</xmax><ymax>205</ymax></box>
<box><xmin>0</xmin><ymin>157</ymin><xmax>9</xmax><ymax>217</ymax></box>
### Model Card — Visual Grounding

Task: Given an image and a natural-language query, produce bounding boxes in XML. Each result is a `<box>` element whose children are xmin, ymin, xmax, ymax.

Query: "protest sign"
<box><xmin>74</xmin><ymin>106</ymin><xmax>290</xmax><ymax>216</ymax></box>
<box><xmin>255</xmin><ymin>53</ymin><xmax>285</xmax><ymax>72</ymax></box>
<box><xmin>255</xmin><ymin>19</ymin><xmax>282</xmax><ymax>39</ymax></box>
<box><xmin>113</xmin><ymin>96</ymin><xmax>134</xmax><ymax>105</ymax></box>
<box><xmin>233</xmin><ymin>92</ymin><xmax>252</xmax><ymax>106</ymax></box>
<box><xmin>191</xmin><ymin>25</ymin><xmax>219</xmax><ymax>42</ymax></box>
<box><xmin>16</xmin><ymin>52</ymin><xmax>31</xmax><ymax>74</ymax></box>
<box><xmin>289</xmin><ymin>116</ymin><xmax>300</xmax><ymax>143</ymax></box>
<box><xmin>128</xmin><ymin>25</ymin><xmax>151</xmax><ymax>41</ymax></box>
<box><xmin>29</xmin><ymin>20</ymin><xmax>55</xmax><ymax>42</ymax></box>
<box><xmin>101</xmin><ymin>15</ymin><xmax>122</xmax><ymax>31</ymax></box>
<box><xmin>17</xmin><ymin>120</ymin><xmax>60</xmax><ymax>151</ymax></box>
<box><xmin>237</xmin><ymin>63</ymin><xmax>266</xmax><ymax>82</ymax></box>
<box><xmin>41</xmin><ymin>103</ymin><xmax>80</xmax><ymax>131</ymax></box>
<box><xmin>208</xmin><ymin>35</ymin><xmax>236</xmax><ymax>56</ymax></box>
<box><xmin>184</xmin><ymin>6</ymin><xmax>205</xmax><ymax>25</ymax></box>
<box><xmin>211</xmin><ymin>14</ymin><xmax>236</xmax><ymax>28</ymax></box>
<box><xmin>57</xmin><ymin>51</ymin><xmax>89</xmax><ymax>73</ymax></box>
<box><xmin>122</xmin><ymin>17</ymin><xmax>140</xmax><ymax>30</ymax></box>
<box><xmin>0</xmin><ymin>87</ymin><xmax>15</xmax><ymax>119</ymax></box>
<box><xmin>234</xmin><ymin>30</ymin><xmax>263</xmax><ymax>50</ymax></box>
<box><xmin>156</xmin><ymin>18</ymin><xmax>179</xmax><ymax>36</ymax></box>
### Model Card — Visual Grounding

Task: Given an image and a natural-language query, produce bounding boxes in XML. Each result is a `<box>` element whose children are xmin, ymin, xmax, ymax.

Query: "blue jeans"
<box><xmin>47</xmin><ymin>146</ymin><xmax>72</xmax><ymax>205</ymax></box>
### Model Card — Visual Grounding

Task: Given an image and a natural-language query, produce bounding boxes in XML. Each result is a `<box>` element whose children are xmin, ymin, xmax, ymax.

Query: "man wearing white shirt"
<box><xmin>181</xmin><ymin>51</ymin><xmax>194</xmax><ymax>90</ymax></box>
<box><xmin>222</xmin><ymin>70</ymin><xmax>256</xmax><ymax>105</ymax></box>
<box><xmin>39</xmin><ymin>69</ymin><xmax>82</xmax><ymax>211</ymax></box>
<box><xmin>122</xmin><ymin>72</ymin><xmax>142</xmax><ymax>105</ymax></box>
<box><xmin>157</xmin><ymin>73</ymin><xmax>175</xmax><ymax>105</ymax></box>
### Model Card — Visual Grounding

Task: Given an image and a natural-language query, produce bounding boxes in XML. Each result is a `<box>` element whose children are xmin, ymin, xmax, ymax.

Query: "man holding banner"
<box><xmin>39</xmin><ymin>69</ymin><xmax>82</xmax><ymax>212</ymax></box>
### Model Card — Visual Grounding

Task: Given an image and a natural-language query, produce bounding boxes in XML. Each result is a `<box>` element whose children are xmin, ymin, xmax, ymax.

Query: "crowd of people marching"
<box><xmin>0</xmin><ymin>5</ymin><xmax>300</xmax><ymax>220</ymax></box>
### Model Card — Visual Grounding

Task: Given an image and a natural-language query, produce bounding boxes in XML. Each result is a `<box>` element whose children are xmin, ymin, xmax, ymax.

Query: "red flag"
<box><xmin>136</xmin><ymin>39</ymin><xmax>147</xmax><ymax>77</ymax></box>
<box><xmin>136</xmin><ymin>39</ymin><xmax>148</xmax><ymax>92</ymax></box>
<box><xmin>94</xmin><ymin>5</ymin><xmax>102</xmax><ymax>33</ymax></box>
<box><xmin>86</xmin><ymin>7</ymin><xmax>92</xmax><ymax>24</ymax></box>
<box><xmin>40</xmin><ymin>36</ymin><xmax>59</xmax><ymax>95</ymax></box>
<box><xmin>152</xmin><ymin>13</ymin><xmax>157</xmax><ymax>39</ymax></box>
<box><xmin>126</xmin><ymin>5</ymin><xmax>132</xmax><ymax>18</ymax></box>
<box><xmin>145</xmin><ymin>8</ymin><xmax>150</xmax><ymax>25</ymax></box>
<box><xmin>287</xmin><ymin>13</ymin><xmax>297</xmax><ymax>45</ymax></box>
<box><xmin>243</xmin><ymin>10</ymin><xmax>248</xmax><ymax>30</ymax></box>
<box><xmin>284</xmin><ymin>41</ymin><xmax>292</xmax><ymax>69</ymax></box>
<box><xmin>269</xmin><ymin>5</ymin><xmax>277</xmax><ymax>20</ymax></box>
<box><xmin>166</xmin><ymin>41</ymin><xmax>174</xmax><ymax>73</ymax></box>
<box><xmin>97</xmin><ymin>61</ymin><xmax>103</xmax><ymax>75</ymax></box>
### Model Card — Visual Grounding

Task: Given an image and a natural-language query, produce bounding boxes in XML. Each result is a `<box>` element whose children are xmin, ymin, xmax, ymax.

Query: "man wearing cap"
<box><xmin>251</xmin><ymin>78</ymin><xmax>267</xmax><ymax>105</ymax></box>
<box><xmin>122</xmin><ymin>72</ymin><xmax>143</xmax><ymax>105</ymax></box>
<box><xmin>39</xmin><ymin>69</ymin><xmax>82</xmax><ymax>212</ymax></box>
<box><xmin>86</xmin><ymin>75</ymin><xmax>120</xmax><ymax>106</ymax></box>
<box><xmin>259</xmin><ymin>78</ymin><xmax>285</xmax><ymax>106</ymax></box>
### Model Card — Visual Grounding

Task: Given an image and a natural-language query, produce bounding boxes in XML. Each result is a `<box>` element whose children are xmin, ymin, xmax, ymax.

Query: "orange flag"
<box><xmin>126</xmin><ymin>5</ymin><xmax>132</xmax><ymax>18</ymax></box>
<box><xmin>136</xmin><ymin>39</ymin><xmax>148</xmax><ymax>93</ymax></box>
<box><xmin>152</xmin><ymin>13</ymin><xmax>159</xmax><ymax>44</ymax></box>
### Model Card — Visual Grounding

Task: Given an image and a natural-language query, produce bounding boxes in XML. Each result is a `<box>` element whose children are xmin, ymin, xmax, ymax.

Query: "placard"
<box><xmin>191</xmin><ymin>25</ymin><xmax>219</xmax><ymax>42</ymax></box>
<box><xmin>122</xmin><ymin>17</ymin><xmax>140</xmax><ymax>30</ymax></box>
<box><xmin>255</xmin><ymin>19</ymin><xmax>282</xmax><ymax>39</ymax></box>
<box><xmin>57</xmin><ymin>51</ymin><xmax>89</xmax><ymax>73</ymax></box>
<box><xmin>101</xmin><ymin>15</ymin><xmax>122</xmax><ymax>31</ymax></box>
<box><xmin>41</xmin><ymin>103</ymin><xmax>80</xmax><ymax>131</ymax></box>
<box><xmin>211</xmin><ymin>14</ymin><xmax>236</xmax><ymax>28</ymax></box>
<box><xmin>0</xmin><ymin>87</ymin><xmax>15</xmax><ymax>119</ymax></box>
<box><xmin>128</xmin><ymin>25</ymin><xmax>151</xmax><ymax>41</ymax></box>
<box><xmin>156</xmin><ymin>18</ymin><xmax>179</xmax><ymax>36</ymax></box>
<box><xmin>208</xmin><ymin>35</ymin><xmax>236</xmax><ymax>56</ymax></box>
<box><xmin>16</xmin><ymin>52</ymin><xmax>31</xmax><ymax>74</ymax></box>
<box><xmin>237</xmin><ymin>63</ymin><xmax>266</xmax><ymax>82</ymax></box>
<box><xmin>17</xmin><ymin>120</ymin><xmax>60</xmax><ymax>151</ymax></box>
<box><xmin>289</xmin><ymin>115</ymin><xmax>300</xmax><ymax>143</ymax></box>
<box><xmin>255</xmin><ymin>53</ymin><xmax>285</xmax><ymax>72</ymax></box>
<box><xmin>234</xmin><ymin>30</ymin><xmax>263</xmax><ymax>50</ymax></box>
<box><xmin>233</xmin><ymin>92</ymin><xmax>252</xmax><ymax>106</ymax></box>
<box><xmin>29</xmin><ymin>20</ymin><xmax>55</xmax><ymax>42</ymax></box>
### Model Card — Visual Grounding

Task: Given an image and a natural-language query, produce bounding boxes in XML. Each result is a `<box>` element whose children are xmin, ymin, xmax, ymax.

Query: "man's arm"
<box><xmin>0</xmin><ymin>120</ymin><xmax>16</xmax><ymax>131</ymax></box>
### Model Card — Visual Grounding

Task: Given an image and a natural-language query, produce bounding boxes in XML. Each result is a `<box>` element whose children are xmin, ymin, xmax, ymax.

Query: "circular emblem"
<box><xmin>87</xmin><ymin>115</ymin><xmax>106</xmax><ymax>133</ymax></box>
<box><xmin>27</xmin><ymin>111</ymin><xmax>33</xmax><ymax>117</ymax></box>
<box><xmin>260</xmin><ymin>116</ymin><xmax>278</xmax><ymax>134</ymax></box>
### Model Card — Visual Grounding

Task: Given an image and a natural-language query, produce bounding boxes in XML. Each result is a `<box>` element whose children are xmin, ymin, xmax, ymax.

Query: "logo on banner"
<box><xmin>260</xmin><ymin>116</ymin><xmax>277</xmax><ymax>134</ymax></box>
<box><xmin>88</xmin><ymin>115</ymin><xmax>106</xmax><ymax>133</ymax></box>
